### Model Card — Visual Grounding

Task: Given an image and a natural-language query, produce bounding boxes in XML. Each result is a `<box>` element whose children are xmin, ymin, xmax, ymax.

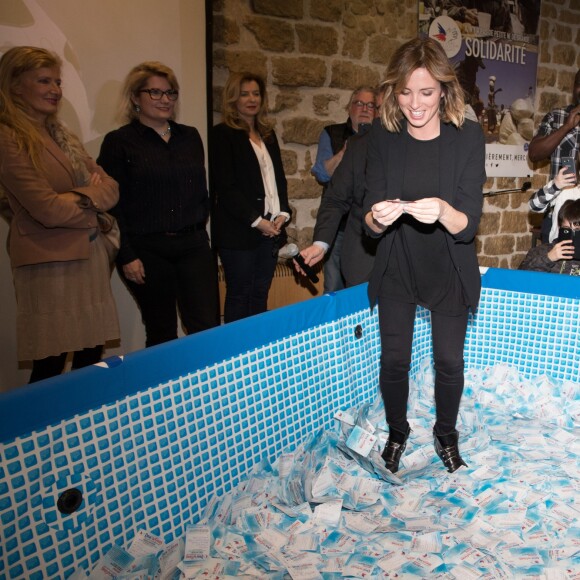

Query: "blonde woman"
<box><xmin>364</xmin><ymin>38</ymin><xmax>486</xmax><ymax>473</ymax></box>
<box><xmin>98</xmin><ymin>62</ymin><xmax>219</xmax><ymax>347</ymax></box>
<box><xmin>210</xmin><ymin>72</ymin><xmax>291</xmax><ymax>322</ymax></box>
<box><xmin>0</xmin><ymin>46</ymin><xmax>119</xmax><ymax>382</ymax></box>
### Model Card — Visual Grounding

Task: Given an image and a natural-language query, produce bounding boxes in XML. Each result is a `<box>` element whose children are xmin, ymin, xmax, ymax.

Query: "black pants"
<box><xmin>378</xmin><ymin>300</ymin><xmax>469</xmax><ymax>435</ymax></box>
<box><xmin>219</xmin><ymin>238</ymin><xmax>277</xmax><ymax>323</ymax></box>
<box><xmin>29</xmin><ymin>345</ymin><xmax>103</xmax><ymax>383</ymax></box>
<box><xmin>124</xmin><ymin>230</ymin><xmax>220</xmax><ymax>347</ymax></box>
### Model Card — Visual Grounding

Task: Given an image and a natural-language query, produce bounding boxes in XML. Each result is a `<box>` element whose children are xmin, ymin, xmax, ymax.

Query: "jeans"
<box><xmin>378</xmin><ymin>300</ymin><xmax>469</xmax><ymax>435</ymax></box>
<box><xmin>323</xmin><ymin>228</ymin><xmax>346</xmax><ymax>293</ymax></box>
<box><xmin>124</xmin><ymin>230</ymin><xmax>220</xmax><ymax>347</ymax></box>
<box><xmin>219</xmin><ymin>238</ymin><xmax>278</xmax><ymax>323</ymax></box>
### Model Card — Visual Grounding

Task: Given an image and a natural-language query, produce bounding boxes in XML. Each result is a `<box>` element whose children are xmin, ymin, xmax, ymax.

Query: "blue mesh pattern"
<box><xmin>465</xmin><ymin>289</ymin><xmax>580</xmax><ymax>382</ymax></box>
<box><xmin>0</xmin><ymin>282</ymin><xmax>579</xmax><ymax>579</ymax></box>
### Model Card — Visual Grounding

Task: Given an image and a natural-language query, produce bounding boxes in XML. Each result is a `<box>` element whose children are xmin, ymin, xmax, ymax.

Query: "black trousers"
<box><xmin>378</xmin><ymin>300</ymin><xmax>469</xmax><ymax>435</ymax></box>
<box><xmin>219</xmin><ymin>238</ymin><xmax>277</xmax><ymax>323</ymax></box>
<box><xmin>124</xmin><ymin>230</ymin><xmax>220</xmax><ymax>347</ymax></box>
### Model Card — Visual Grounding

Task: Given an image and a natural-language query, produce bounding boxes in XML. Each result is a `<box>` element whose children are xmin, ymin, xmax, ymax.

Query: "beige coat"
<box><xmin>0</xmin><ymin>125</ymin><xmax>120</xmax><ymax>361</ymax></box>
<box><xmin>0</xmin><ymin>126</ymin><xmax>118</xmax><ymax>267</ymax></box>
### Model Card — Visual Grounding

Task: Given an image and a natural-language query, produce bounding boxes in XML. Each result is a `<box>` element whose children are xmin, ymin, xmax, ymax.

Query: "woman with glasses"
<box><xmin>0</xmin><ymin>46</ymin><xmax>119</xmax><ymax>382</ymax></box>
<box><xmin>210</xmin><ymin>72</ymin><xmax>291</xmax><ymax>323</ymax></box>
<box><xmin>98</xmin><ymin>61</ymin><xmax>219</xmax><ymax>347</ymax></box>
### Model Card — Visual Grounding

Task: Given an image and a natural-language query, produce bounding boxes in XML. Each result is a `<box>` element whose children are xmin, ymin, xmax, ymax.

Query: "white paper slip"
<box><xmin>183</xmin><ymin>524</ymin><xmax>210</xmax><ymax>562</ymax></box>
<box><xmin>286</xmin><ymin>562</ymin><xmax>323</xmax><ymax>580</ymax></box>
<box><xmin>411</xmin><ymin>552</ymin><xmax>444</xmax><ymax>572</ymax></box>
<box><xmin>345</xmin><ymin>425</ymin><xmax>377</xmax><ymax>457</ymax></box>
<box><xmin>411</xmin><ymin>531</ymin><xmax>443</xmax><ymax>553</ymax></box>
<box><xmin>377</xmin><ymin>550</ymin><xmax>410</xmax><ymax>572</ymax></box>
<box><xmin>334</xmin><ymin>410</ymin><xmax>355</xmax><ymax>425</ymax></box>
<box><xmin>342</xmin><ymin>553</ymin><xmax>377</xmax><ymax>578</ymax></box>
<box><xmin>313</xmin><ymin>499</ymin><xmax>343</xmax><ymax>527</ymax></box>
<box><xmin>128</xmin><ymin>529</ymin><xmax>164</xmax><ymax>559</ymax></box>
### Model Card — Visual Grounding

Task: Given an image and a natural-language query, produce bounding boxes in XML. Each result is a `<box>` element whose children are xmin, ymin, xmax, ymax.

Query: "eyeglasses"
<box><xmin>353</xmin><ymin>100</ymin><xmax>376</xmax><ymax>110</ymax></box>
<box><xmin>139</xmin><ymin>89</ymin><xmax>179</xmax><ymax>101</ymax></box>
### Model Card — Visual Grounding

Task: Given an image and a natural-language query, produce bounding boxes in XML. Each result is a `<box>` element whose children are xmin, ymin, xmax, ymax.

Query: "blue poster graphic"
<box><xmin>418</xmin><ymin>0</ymin><xmax>541</xmax><ymax>177</ymax></box>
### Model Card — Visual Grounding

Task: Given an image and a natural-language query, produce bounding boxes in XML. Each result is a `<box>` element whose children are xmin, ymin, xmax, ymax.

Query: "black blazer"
<box><xmin>210</xmin><ymin>123</ymin><xmax>290</xmax><ymax>250</ymax></box>
<box><xmin>363</xmin><ymin>118</ymin><xmax>486</xmax><ymax>311</ymax></box>
<box><xmin>314</xmin><ymin>130</ymin><xmax>378</xmax><ymax>287</ymax></box>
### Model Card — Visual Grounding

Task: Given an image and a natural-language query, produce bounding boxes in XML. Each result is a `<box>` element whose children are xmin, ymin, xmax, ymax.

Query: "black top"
<box><xmin>97</xmin><ymin>120</ymin><xmax>209</xmax><ymax>265</ymax></box>
<box><xmin>364</xmin><ymin>119</ymin><xmax>486</xmax><ymax>312</ymax></box>
<box><xmin>381</xmin><ymin>132</ymin><xmax>466</xmax><ymax>314</ymax></box>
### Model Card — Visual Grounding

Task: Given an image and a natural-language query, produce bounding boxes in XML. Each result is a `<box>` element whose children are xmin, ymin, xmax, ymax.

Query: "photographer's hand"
<box><xmin>548</xmin><ymin>240</ymin><xmax>575</xmax><ymax>261</ymax></box>
<box><xmin>554</xmin><ymin>166</ymin><xmax>577</xmax><ymax>190</ymax></box>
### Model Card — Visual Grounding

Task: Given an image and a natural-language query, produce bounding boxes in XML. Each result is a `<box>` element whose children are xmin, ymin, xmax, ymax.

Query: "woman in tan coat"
<box><xmin>0</xmin><ymin>46</ymin><xmax>120</xmax><ymax>383</ymax></box>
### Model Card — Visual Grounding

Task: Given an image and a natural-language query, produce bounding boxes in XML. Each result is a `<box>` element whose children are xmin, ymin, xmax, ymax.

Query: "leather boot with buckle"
<box><xmin>434</xmin><ymin>430</ymin><xmax>467</xmax><ymax>473</ymax></box>
<box><xmin>381</xmin><ymin>425</ymin><xmax>410</xmax><ymax>473</ymax></box>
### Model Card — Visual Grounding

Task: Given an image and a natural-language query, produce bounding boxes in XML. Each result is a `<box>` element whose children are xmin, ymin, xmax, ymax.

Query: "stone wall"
<box><xmin>212</xmin><ymin>0</ymin><xmax>580</xmax><ymax>269</ymax></box>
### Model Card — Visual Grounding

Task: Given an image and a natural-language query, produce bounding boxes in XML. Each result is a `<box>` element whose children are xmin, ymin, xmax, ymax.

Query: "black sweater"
<box><xmin>98</xmin><ymin>120</ymin><xmax>209</xmax><ymax>265</ymax></box>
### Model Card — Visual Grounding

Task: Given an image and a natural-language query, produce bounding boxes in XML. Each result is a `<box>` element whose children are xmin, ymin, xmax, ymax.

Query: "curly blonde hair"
<box><xmin>221</xmin><ymin>72</ymin><xmax>273</xmax><ymax>138</ymax></box>
<box><xmin>379</xmin><ymin>37</ymin><xmax>465</xmax><ymax>133</ymax></box>
<box><xmin>0</xmin><ymin>46</ymin><xmax>64</xmax><ymax>170</ymax></box>
<box><xmin>119</xmin><ymin>61</ymin><xmax>180</xmax><ymax>123</ymax></box>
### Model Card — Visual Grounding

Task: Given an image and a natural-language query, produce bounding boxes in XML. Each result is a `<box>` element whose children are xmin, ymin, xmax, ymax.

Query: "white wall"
<box><xmin>0</xmin><ymin>0</ymin><xmax>207</xmax><ymax>390</ymax></box>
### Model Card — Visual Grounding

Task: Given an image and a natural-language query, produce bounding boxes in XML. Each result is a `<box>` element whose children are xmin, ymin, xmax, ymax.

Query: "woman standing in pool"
<box><xmin>364</xmin><ymin>38</ymin><xmax>486</xmax><ymax>473</ymax></box>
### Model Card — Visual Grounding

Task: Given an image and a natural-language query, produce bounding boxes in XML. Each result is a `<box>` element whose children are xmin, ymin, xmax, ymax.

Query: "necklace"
<box><xmin>158</xmin><ymin>124</ymin><xmax>171</xmax><ymax>138</ymax></box>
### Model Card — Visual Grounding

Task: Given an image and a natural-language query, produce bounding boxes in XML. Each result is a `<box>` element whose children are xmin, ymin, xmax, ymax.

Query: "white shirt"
<box><xmin>249</xmin><ymin>139</ymin><xmax>290</xmax><ymax>227</ymax></box>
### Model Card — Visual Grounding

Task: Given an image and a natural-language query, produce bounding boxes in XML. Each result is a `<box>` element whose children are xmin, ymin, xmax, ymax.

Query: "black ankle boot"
<box><xmin>434</xmin><ymin>430</ymin><xmax>467</xmax><ymax>473</ymax></box>
<box><xmin>381</xmin><ymin>425</ymin><xmax>410</xmax><ymax>473</ymax></box>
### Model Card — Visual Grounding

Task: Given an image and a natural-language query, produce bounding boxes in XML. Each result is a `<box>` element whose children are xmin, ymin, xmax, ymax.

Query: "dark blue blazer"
<box><xmin>363</xmin><ymin>118</ymin><xmax>486</xmax><ymax>311</ymax></box>
<box><xmin>210</xmin><ymin>123</ymin><xmax>290</xmax><ymax>250</ymax></box>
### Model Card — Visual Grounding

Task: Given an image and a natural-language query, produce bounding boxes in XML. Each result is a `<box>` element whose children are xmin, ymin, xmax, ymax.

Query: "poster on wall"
<box><xmin>418</xmin><ymin>0</ymin><xmax>541</xmax><ymax>177</ymax></box>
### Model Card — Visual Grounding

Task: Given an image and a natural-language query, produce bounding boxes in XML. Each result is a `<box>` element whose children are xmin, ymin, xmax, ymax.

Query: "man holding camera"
<box><xmin>528</xmin><ymin>69</ymin><xmax>580</xmax><ymax>241</ymax></box>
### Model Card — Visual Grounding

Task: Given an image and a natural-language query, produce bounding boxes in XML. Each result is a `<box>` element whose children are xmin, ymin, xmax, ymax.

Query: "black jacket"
<box><xmin>210</xmin><ymin>123</ymin><xmax>290</xmax><ymax>250</ymax></box>
<box><xmin>363</xmin><ymin>119</ymin><xmax>486</xmax><ymax>311</ymax></box>
<box><xmin>314</xmin><ymin>130</ymin><xmax>378</xmax><ymax>287</ymax></box>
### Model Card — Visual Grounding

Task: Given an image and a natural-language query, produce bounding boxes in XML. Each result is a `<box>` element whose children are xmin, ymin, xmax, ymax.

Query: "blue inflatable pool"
<box><xmin>0</xmin><ymin>268</ymin><xmax>578</xmax><ymax>579</ymax></box>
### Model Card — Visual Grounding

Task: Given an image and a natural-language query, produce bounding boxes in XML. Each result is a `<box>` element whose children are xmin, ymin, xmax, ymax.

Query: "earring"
<box><xmin>134</xmin><ymin>104</ymin><xmax>141</xmax><ymax>113</ymax></box>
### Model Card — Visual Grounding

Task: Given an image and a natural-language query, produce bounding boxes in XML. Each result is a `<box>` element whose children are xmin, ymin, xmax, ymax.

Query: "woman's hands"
<box><xmin>89</xmin><ymin>171</ymin><xmax>103</xmax><ymax>186</ymax></box>
<box><xmin>256</xmin><ymin>216</ymin><xmax>286</xmax><ymax>237</ymax></box>
<box><xmin>403</xmin><ymin>198</ymin><xmax>446</xmax><ymax>224</ymax></box>
<box><xmin>548</xmin><ymin>239</ymin><xmax>575</xmax><ymax>262</ymax></box>
<box><xmin>75</xmin><ymin>172</ymin><xmax>108</xmax><ymax>209</ymax></box>
<box><xmin>366</xmin><ymin>198</ymin><xmax>444</xmax><ymax>232</ymax></box>
<box><xmin>366</xmin><ymin>198</ymin><xmax>467</xmax><ymax>235</ymax></box>
<box><xmin>366</xmin><ymin>200</ymin><xmax>406</xmax><ymax>233</ymax></box>
<box><xmin>123</xmin><ymin>259</ymin><xmax>146</xmax><ymax>285</ymax></box>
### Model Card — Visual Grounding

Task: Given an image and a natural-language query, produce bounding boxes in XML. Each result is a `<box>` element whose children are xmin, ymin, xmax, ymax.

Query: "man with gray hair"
<box><xmin>311</xmin><ymin>86</ymin><xmax>377</xmax><ymax>292</ymax></box>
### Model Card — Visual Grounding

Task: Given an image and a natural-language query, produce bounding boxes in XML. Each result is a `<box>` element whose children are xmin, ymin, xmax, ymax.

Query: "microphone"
<box><xmin>280</xmin><ymin>243</ymin><xmax>320</xmax><ymax>283</ymax></box>
<box><xmin>483</xmin><ymin>181</ymin><xmax>532</xmax><ymax>197</ymax></box>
